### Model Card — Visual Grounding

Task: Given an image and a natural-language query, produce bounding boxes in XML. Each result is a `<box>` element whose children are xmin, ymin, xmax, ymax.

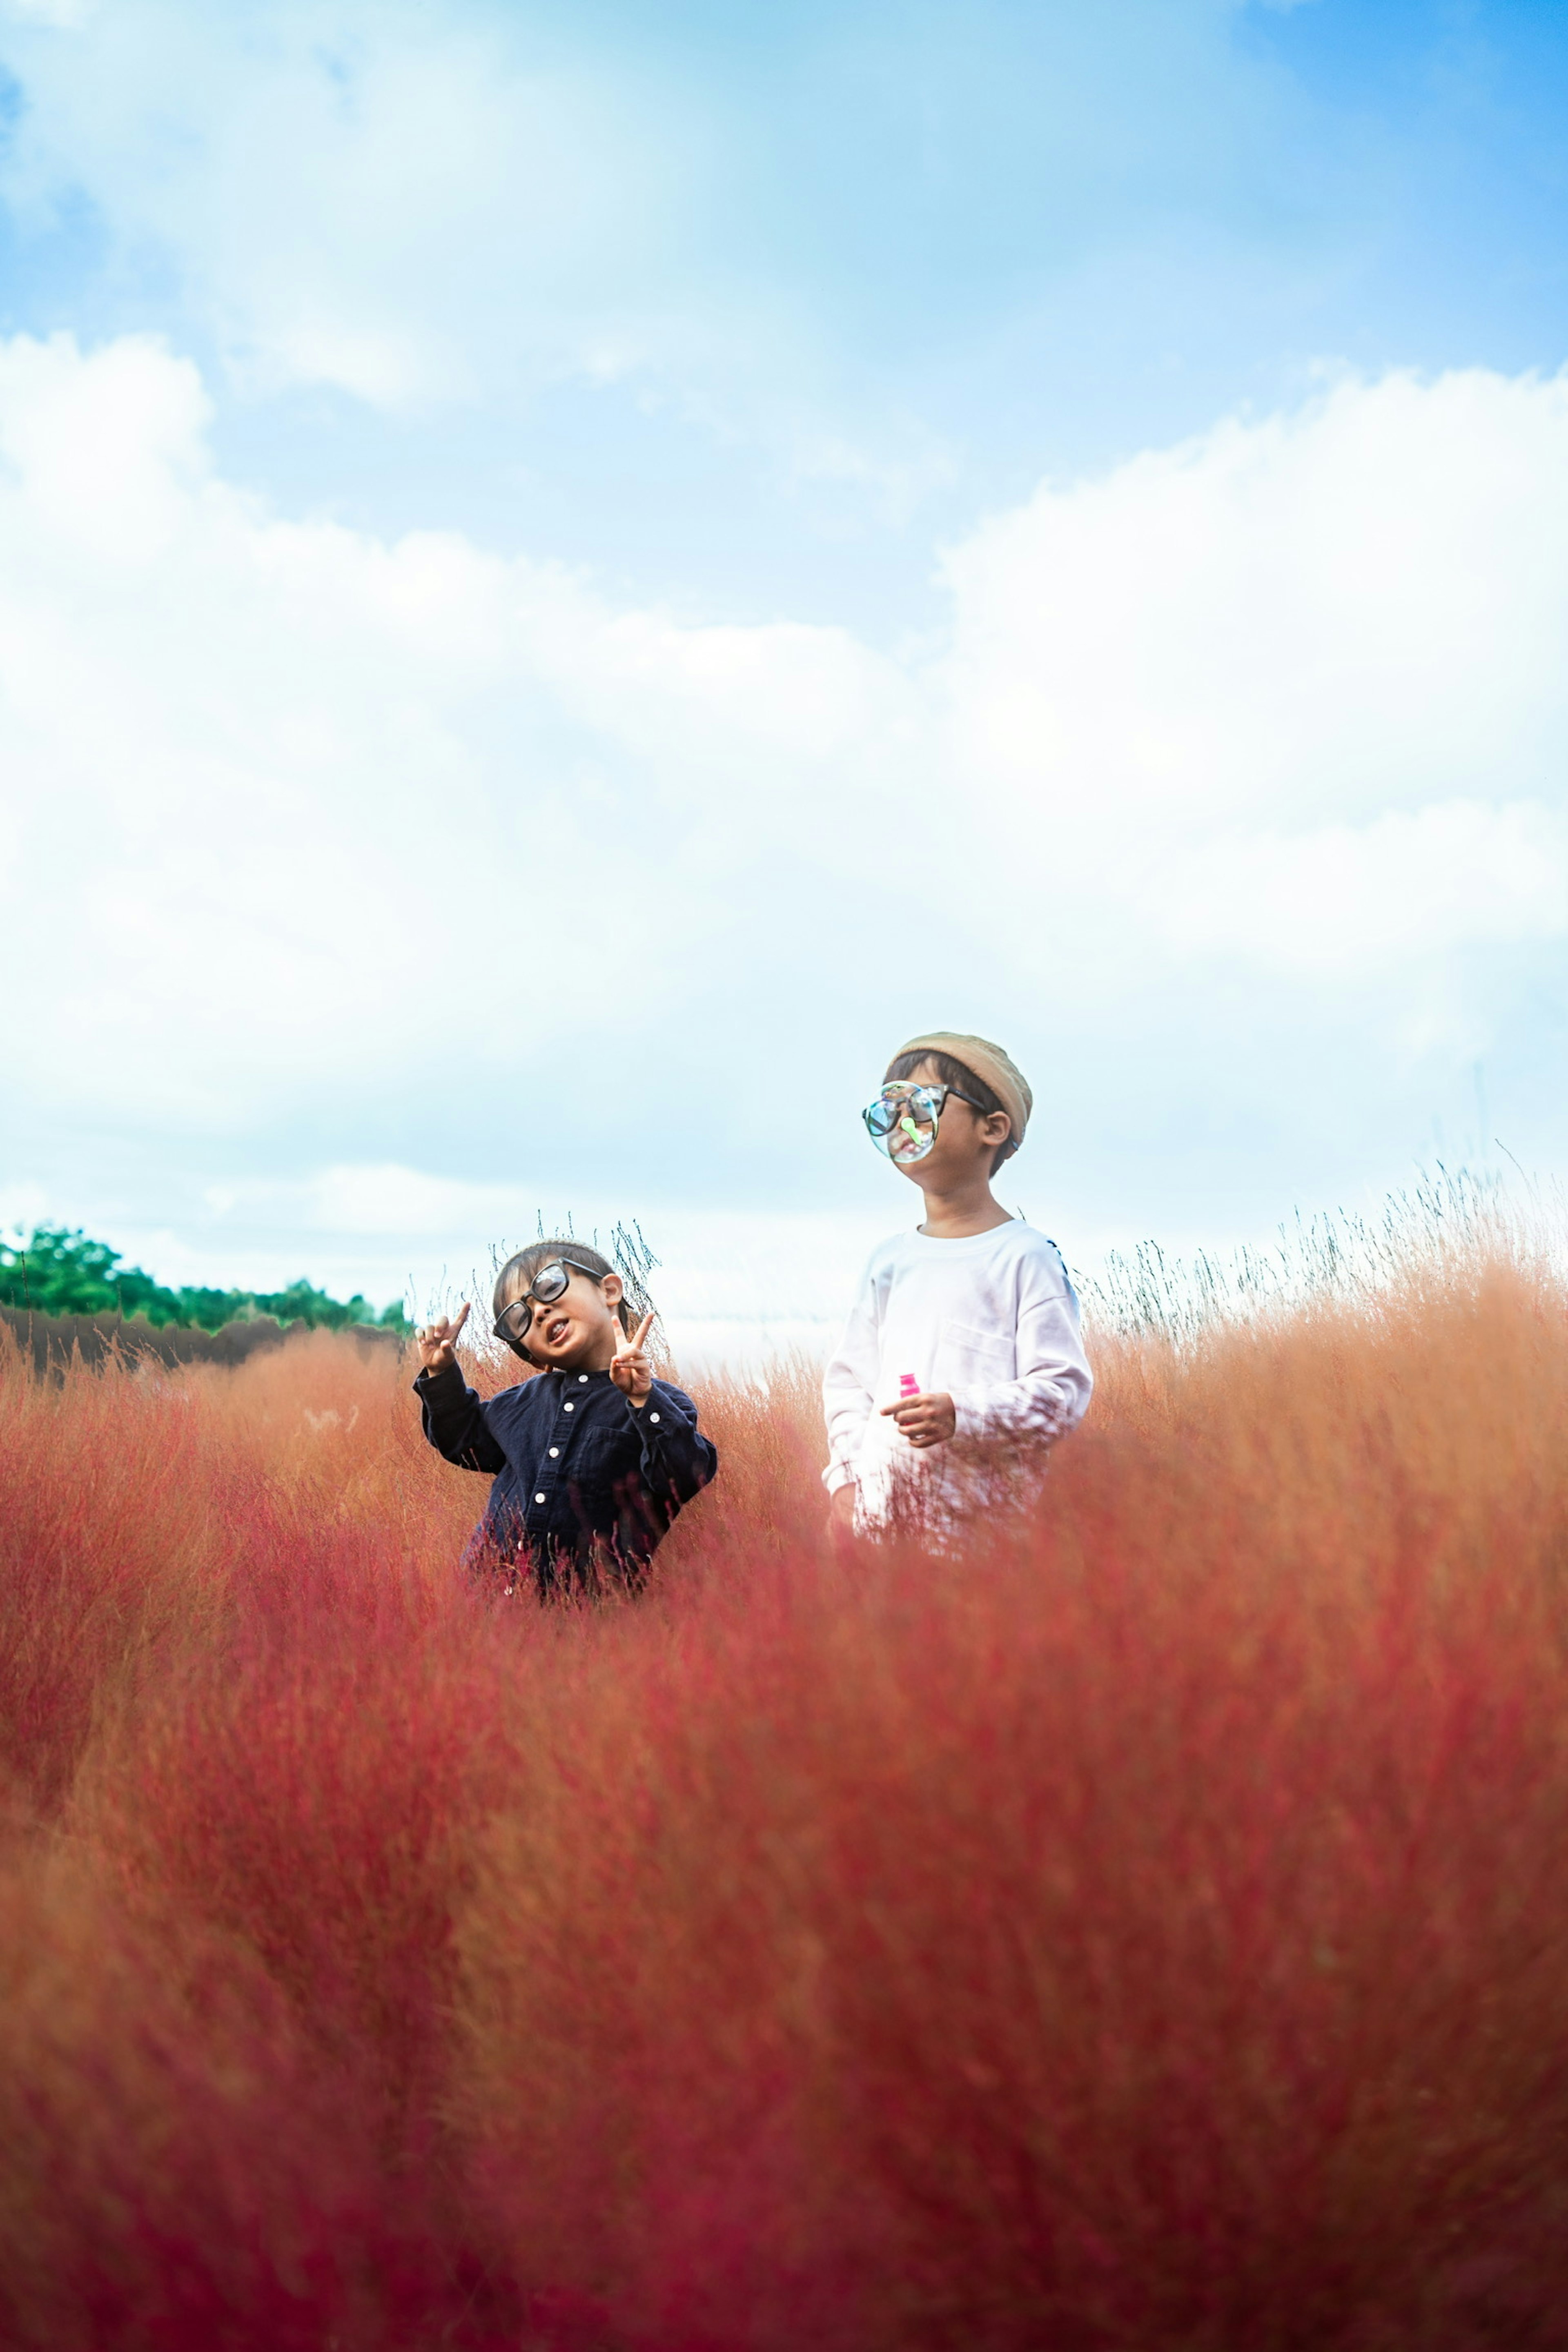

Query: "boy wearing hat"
<box><xmin>824</xmin><ymin>1031</ymin><xmax>1092</xmax><ymax>1533</ymax></box>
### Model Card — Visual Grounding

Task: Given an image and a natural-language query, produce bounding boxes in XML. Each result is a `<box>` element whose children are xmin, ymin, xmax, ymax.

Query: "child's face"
<box><xmin>878</xmin><ymin>1059</ymin><xmax>1009</xmax><ymax>1192</ymax></box>
<box><xmin>500</xmin><ymin>1266</ymin><xmax>625</xmax><ymax>1372</ymax></box>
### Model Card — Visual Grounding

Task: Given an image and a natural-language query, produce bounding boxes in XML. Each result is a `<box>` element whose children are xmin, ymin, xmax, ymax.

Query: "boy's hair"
<box><xmin>884</xmin><ymin>1047</ymin><xmax>1019</xmax><ymax>1173</ymax></box>
<box><xmin>492</xmin><ymin>1238</ymin><xmax>635</xmax><ymax>1364</ymax></box>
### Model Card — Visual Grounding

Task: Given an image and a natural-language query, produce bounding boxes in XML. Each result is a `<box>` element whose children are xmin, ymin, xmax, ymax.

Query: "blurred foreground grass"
<box><xmin>1</xmin><ymin>1187</ymin><xmax>1566</xmax><ymax>2349</ymax></box>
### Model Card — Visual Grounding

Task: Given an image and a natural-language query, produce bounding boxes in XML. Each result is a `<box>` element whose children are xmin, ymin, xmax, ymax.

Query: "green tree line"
<box><xmin>0</xmin><ymin>1225</ymin><xmax>412</xmax><ymax>1335</ymax></box>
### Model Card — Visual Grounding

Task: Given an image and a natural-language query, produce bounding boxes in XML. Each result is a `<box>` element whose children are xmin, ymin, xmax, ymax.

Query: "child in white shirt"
<box><xmin>823</xmin><ymin>1029</ymin><xmax>1092</xmax><ymax>1533</ymax></box>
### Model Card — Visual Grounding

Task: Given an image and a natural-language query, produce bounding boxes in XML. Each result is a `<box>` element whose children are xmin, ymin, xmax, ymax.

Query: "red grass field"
<box><xmin>4</xmin><ymin>1230</ymin><xmax>1568</xmax><ymax>2350</ymax></box>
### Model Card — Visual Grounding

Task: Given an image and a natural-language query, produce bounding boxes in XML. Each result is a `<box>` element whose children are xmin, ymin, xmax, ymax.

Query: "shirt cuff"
<box><xmin>627</xmin><ymin>1390</ymin><xmax>673</xmax><ymax>1438</ymax></box>
<box><xmin>412</xmin><ymin>1359</ymin><xmax>466</xmax><ymax>1395</ymax></box>
<box><xmin>950</xmin><ymin>1385</ymin><xmax>1065</xmax><ymax>1441</ymax></box>
<box><xmin>949</xmin><ymin>1389</ymin><xmax>988</xmax><ymax>1441</ymax></box>
<box><xmin>822</xmin><ymin>1460</ymin><xmax>858</xmax><ymax>1495</ymax></box>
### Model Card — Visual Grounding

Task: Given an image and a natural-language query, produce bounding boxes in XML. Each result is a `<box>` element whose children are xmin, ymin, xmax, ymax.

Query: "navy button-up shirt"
<box><xmin>414</xmin><ymin>1358</ymin><xmax>717</xmax><ymax>1591</ymax></box>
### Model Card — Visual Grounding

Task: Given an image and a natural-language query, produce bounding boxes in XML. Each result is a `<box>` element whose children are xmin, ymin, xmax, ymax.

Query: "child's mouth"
<box><xmin>541</xmin><ymin>1314</ymin><xmax>571</xmax><ymax>1348</ymax></box>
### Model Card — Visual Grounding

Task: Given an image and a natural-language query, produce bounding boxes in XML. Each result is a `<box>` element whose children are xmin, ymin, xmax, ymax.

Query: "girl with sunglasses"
<box><xmin>823</xmin><ymin>1030</ymin><xmax>1092</xmax><ymax>1536</ymax></box>
<box><xmin>414</xmin><ymin>1240</ymin><xmax>716</xmax><ymax>1595</ymax></box>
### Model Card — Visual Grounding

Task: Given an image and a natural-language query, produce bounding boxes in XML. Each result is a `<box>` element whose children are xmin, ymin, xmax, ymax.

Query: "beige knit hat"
<box><xmin>890</xmin><ymin>1031</ymin><xmax>1032</xmax><ymax>1150</ymax></box>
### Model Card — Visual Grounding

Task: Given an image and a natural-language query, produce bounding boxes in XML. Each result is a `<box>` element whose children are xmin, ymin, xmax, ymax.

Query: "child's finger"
<box><xmin>631</xmin><ymin>1311</ymin><xmax>655</xmax><ymax>1353</ymax></box>
<box><xmin>449</xmin><ymin>1302</ymin><xmax>471</xmax><ymax>1338</ymax></box>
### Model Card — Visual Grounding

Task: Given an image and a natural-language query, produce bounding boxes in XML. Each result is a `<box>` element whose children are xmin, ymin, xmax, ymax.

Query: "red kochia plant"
<box><xmin>0</xmin><ymin>1850</ymin><xmax>520</xmax><ymax>2352</ymax></box>
<box><xmin>2</xmin><ymin>1249</ymin><xmax>1568</xmax><ymax>2349</ymax></box>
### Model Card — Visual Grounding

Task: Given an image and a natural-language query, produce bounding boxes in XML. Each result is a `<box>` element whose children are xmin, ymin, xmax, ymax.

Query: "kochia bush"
<box><xmin>2</xmin><ymin>1250</ymin><xmax>1567</xmax><ymax>2348</ymax></box>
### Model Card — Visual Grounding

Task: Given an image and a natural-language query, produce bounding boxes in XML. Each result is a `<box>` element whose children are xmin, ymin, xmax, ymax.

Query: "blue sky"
<box><xmin>10</xmin><ymin>0</ymin><xmax>1568</xmax><ymax>627</ymax></box>
<box><xmin>2</xmin><ymin>0</ymin><xmax>1566</xmax><ymax>1344</ymax></box>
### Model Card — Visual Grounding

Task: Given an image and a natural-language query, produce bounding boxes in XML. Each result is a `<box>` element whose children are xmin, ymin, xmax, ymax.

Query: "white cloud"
<box><xmin>1159</xmin><ymin>800</ymin><xmax>1568</xmax><ymax>973</ymax></box>
<box><xmin>0</xmin><ymin>0</ymin><xmax>1364</xmax><ymax>519</ymax></box>
<box><xmin>941</xmin><ymin>369</ymin><xmax>1568</xmax><ymax>825</ymax></box>
<box><xmin>935</xmin><ymin>366</ymin><xmax>1568</xmax><ymax>983</ymax></box>
<box><xmin>2</xmin><ymin>335</ymin><xmax>1566</xmax><ymax>1270</ymax></box>
<box><xmin>0</xmin><ymin>1</ymin><xmax>720</xmax><ymax>405</ymax></box>
<box><xmin>0</xmin><ymin>330</ymin><xmax>212</xmax><ymax>556</ymax></box>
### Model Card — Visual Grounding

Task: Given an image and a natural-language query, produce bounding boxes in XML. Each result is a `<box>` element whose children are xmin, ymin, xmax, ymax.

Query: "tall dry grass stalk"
<box><xmin>2</xmin><ymin>1206</ymin><xmax>1567</xmax><ymax>2348</ymax></box>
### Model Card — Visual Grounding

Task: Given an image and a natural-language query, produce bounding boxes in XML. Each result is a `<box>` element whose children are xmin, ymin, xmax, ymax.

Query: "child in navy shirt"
<box><xmin>415</xmin><ymin>1239</ymin><xmax>717</xmax><ymax>1595</ymax></box>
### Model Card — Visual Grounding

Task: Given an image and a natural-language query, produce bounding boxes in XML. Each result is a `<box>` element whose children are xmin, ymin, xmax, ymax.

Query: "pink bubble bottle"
<box><xmin>899</xmin><ymin>1374</ymin><xmax>920</xmax><ymax>1400</ymax></box>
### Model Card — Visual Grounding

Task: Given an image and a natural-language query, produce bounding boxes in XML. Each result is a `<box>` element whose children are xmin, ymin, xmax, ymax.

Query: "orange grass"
<box><xmin>2</xmin><ymin>1240</ymin><xmax>1568</xmax><ymax>2348</ymax></box>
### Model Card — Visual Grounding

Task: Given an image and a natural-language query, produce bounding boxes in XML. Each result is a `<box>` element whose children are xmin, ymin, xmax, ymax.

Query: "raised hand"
<box><xmin>609</xmin><ymin>1310</ymin><xmax>657</xmax><ymax>1408</ymax></box>
<box><xmin>879</xmin><ymin>1385</ymin><xmax>957</xmax><ymax>1448</ymax></box>
<box><xmin>417</xmin><ymin>1301</ymin><xmax>471</xmax><ymax>1375</ymax></box>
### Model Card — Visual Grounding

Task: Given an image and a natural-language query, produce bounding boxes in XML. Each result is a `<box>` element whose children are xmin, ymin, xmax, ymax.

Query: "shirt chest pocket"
<box><xmin>551</xmin><ymin>1421</ymin><xmax>633</xmax><ymax>1482</ymax></box>
<box><xmin>935</xmin><ymin>1319</ymin><xmax>1016</xmax><ymax>1388</ymax></box>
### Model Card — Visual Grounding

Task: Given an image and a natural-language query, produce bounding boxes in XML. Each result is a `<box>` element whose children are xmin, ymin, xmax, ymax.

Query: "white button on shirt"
<box><xmin>649</xmin><ymin>1412</ymin><xmax>660</xmax><ymax>1423</ymax></box>
<box><xmin>548</xmin><ymin>1446</ymin><xmax>559</xmax><ymax>1457</ymax></box>
<box><xmin>564</xmin><ymin>1401</ymin><xmax>573</xmax><ymax>1412</ymax></box>
<box><xmin>579</xmin><ymin>1374</ymin><xmax>588</xmax><ymax>1383</ymax></box>
<box><xmin>534</xmin><ymin>1492</ymin><xmax>546</xmax><ymax>1504</ymax></box>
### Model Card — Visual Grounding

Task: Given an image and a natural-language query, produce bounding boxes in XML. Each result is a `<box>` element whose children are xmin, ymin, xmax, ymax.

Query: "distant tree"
<box><xmin>0</xmin><ymin>1224</ymin><xmax>412</xmax><ymax>1335</ymax></box>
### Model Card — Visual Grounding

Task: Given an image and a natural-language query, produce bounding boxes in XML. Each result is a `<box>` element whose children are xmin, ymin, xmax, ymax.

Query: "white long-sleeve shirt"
<box><xmin>822</xmin><ymin>1219</ymin><xmax>1093</xmax><ymax>1524</ymax></box>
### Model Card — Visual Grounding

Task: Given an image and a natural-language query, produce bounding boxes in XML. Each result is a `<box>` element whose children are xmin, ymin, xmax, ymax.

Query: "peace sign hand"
<box><xmin>417</xmin><ymin>1302</ymin><xmax>471</xmax><ymax>1375</ymax></box>
<box><xmin>609</xmin><ymin>1310</ymin><xmax>657</xmax><ymax>1408</ymax></box>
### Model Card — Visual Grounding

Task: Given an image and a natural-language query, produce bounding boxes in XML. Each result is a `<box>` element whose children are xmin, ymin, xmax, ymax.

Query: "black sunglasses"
<box><xmin>493</xmin><ymin>1256</ymin><xmax>604</xmax><ymax>1355</ymax></box>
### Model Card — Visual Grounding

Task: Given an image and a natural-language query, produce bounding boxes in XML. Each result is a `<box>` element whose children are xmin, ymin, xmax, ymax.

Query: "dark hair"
<box><xmin>883</xmin><ymin>1048</ymin><xmax>1018</xmax><ymax>1172</ymax></box>
<box><xmin>492</xmin><ymin>1239</ymin><xmax>633</xmax><ymax>1365</ymax></box>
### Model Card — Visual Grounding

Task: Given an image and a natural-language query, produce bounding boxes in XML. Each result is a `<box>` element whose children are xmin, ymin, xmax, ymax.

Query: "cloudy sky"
<box><xmin>2</xmin><ymin>0</ymin><xmax>1566</xmax><ymax>1345</ymax></box>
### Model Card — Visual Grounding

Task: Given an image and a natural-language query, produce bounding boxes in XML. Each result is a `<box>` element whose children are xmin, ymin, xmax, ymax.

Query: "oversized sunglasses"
<box><xmin>862</xmin><ymin>1080</ymin><xmax>986</xmax><ymax>1161</ymax></box>
<box><xmin>493</xmin><ymin>1256</ymin><xmax>604</xmax><ymax>1355</ymax></box>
